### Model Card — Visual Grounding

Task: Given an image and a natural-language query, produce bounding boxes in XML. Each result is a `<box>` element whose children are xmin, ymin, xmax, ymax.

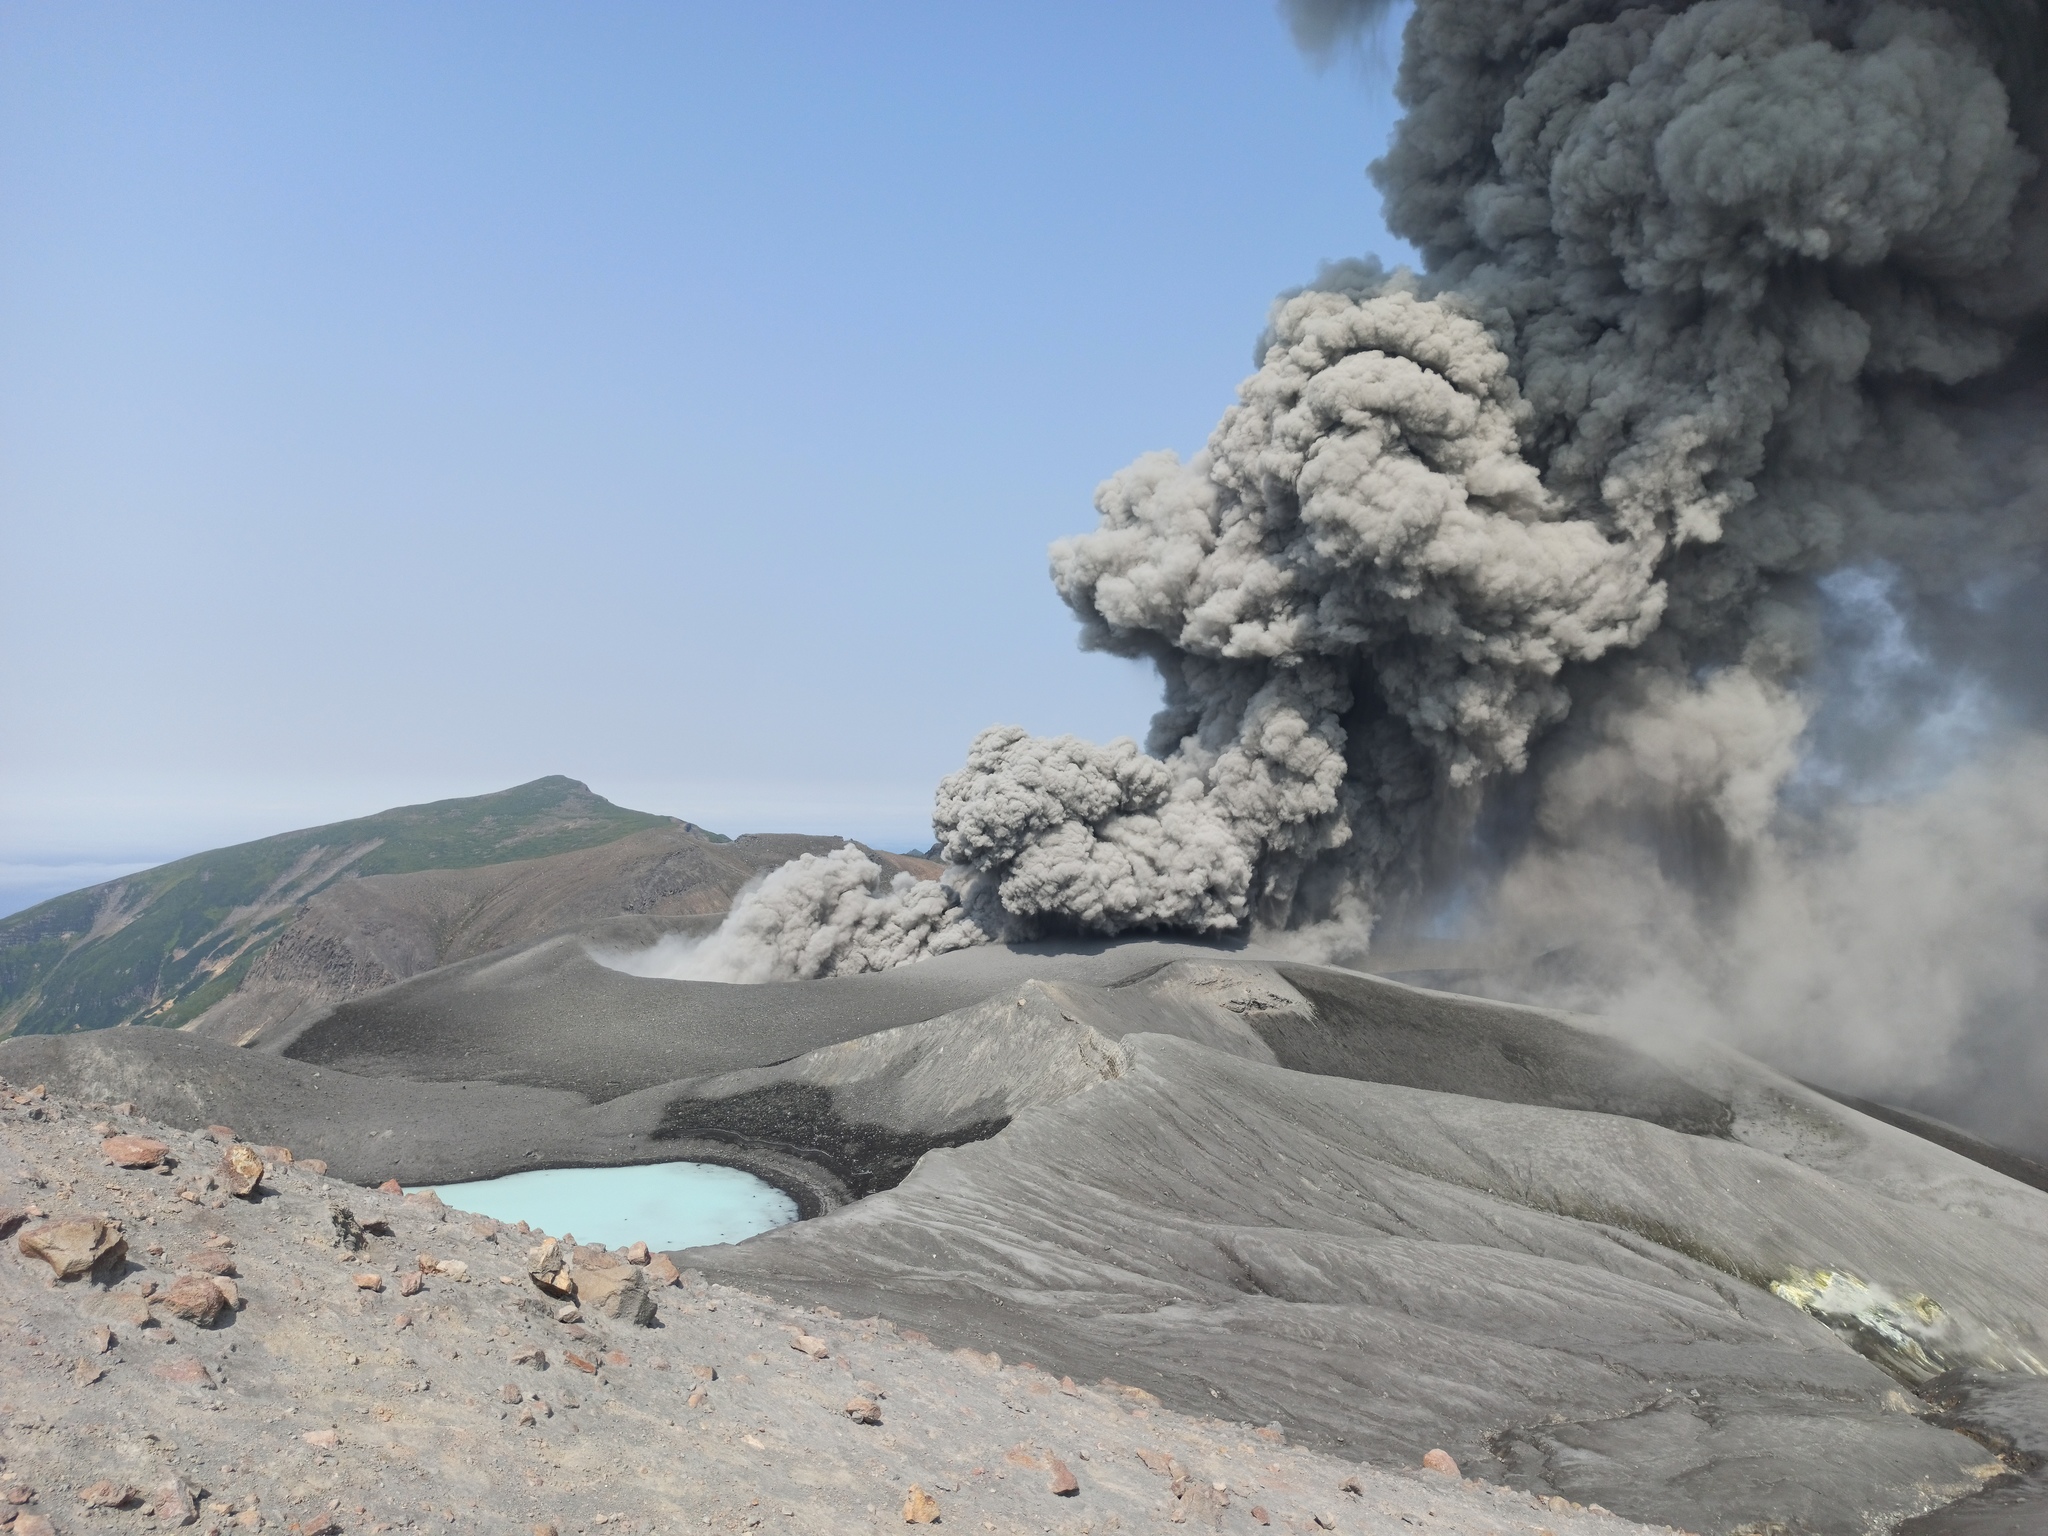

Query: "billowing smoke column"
<box><xmin>688</xmin><ymin>0</ymin><xmax>2048</xmax><ymax>1137</ymax></box>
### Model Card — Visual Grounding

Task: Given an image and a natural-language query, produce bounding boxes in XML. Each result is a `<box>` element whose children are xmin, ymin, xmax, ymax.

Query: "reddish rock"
<box><xmin>78</xmin><ymin>1481</ymin><xmax>140</xmax><ymax>1508</ymax></box>
<box><xmin>500</xmin><ymin>1382</ymin><xmax>523</xmax><ymax>1403</ymax></box>
<box><xmin>509</xmin><ymin>1345</ymin><xmax>546</xmax><ymax>1366</ymax></box>
<box><xmin>14</xmin><ymin>1515</ymin><xmax>54</xmax><ymax>1536</ymax></box>
<box><xmin>183</xmin><ymin>1249</ymin><xmax>237</xmax><ymax>1276</ymax></box>
<box><xmin>152</xmin><ymin>1357</ymin><xmax>214</xmax><ymax>1388</ymax></box>
<box><xmin>902</xmin><ymin>1486</ymin><xmax>941</xmax><ymax>1525</ymax></box>
<box><xmin>1421</xmin><ymin>1449</ymin><xmax>1459</xmax><ymax>1478</ymax></box>
<box><xmin>18</xmin><ymin>1216</ymin><xmax>126</xmax><ymax>1279</ymax></box>
<box><xmin>1250</xmin><ymin>1507</ymin><xmax>1271</xmax><ymax>1526</ymax></box>
<box><xmin>298</xmin><ymin>1159</ymin><xmax>329</xmax><ymax>1176</ymax></box>
<box><xmin>258</xmin><ymin>1145</ymin><xmax>293</xmax><ymax>1165</ymax></box>
<box><xmin>299</xmin><ymin>1512</ymin><xmax>340</xmax><ymax>1535</ymax></box>
<box><xmin>217</xmin><ymin>1144</ymin><xmax>265</xmax><ymax>1198</ymax></box>
<box><xmin>686</xmin><ymin>1387</ymin><xmax>709</xmax><ymax>1409</ymax></box>
<box><xmin>160</xmin><ymin>1276</ymin><xmax>227</xmax><ymax>1324</ymax></box>
<box><xmin>844</xmin><ymin>1397</ymin><xmax>882</xmax><ymax>1425</ymax></box>
<box><xmin>790</xmin><ymin>1332</ymin><xmax>830</xmax><ymax>1360</ymax></box>
<box><xmin>90</xmin><ymin>1325</ymin><xmax>115</xmax><ymax>1354</ymax></box>
<box><xmin>302</xmin><ymin>1428</ymin><xmax>339</xmax><ymax>1450</ymax></box>
<box><xmin>74</xmin><ymin>1358</ymin><xmax>105</xmax><ymax>1385</ymax></box>
<box><xmin>102</xmin><ymin>1134</ymin><xmax>169</xmax><ymax>1168</ymax></box>
<box><xmin>564</xmin><ymin>1352</ymin><xmax>597</xmax><ymax>1374</ymax></box>
<box><xmin>689</xmin><ymin>1364</ymin><xmax>717</xmax><ymax>1381</ymax></box>
<box><xmin>623</xmin><ymin>1242</ymin><xmax>650</xmax><ymax>1265</ymax></box>
<box><xmin>397</xmin><ymin>1272</ymin><xmax>423</xmax><ymax>1297</ymax></box>
<box><xmin>206</xmin><ymin>1125</ymin><xmax>236</xmax><ymax>1142</ymax></box>
<box><xmin>5</xmin><ymin>1484</ymin><xmax>36</xmax><ymax>1504</ymax></box>
<box><xmin>644</xmin><ymin>1254</ymin><xmax>681</xmax><ymax>1287</ymax></box>
<box><xmin>377</xmin><ymin>1179</ymin><xmax>403</xmax><ymax>1194</ymax></box>
<box><xmin>154</xmin><ymin>1479</ymin><xmax>199</xmax><ymax>1526</ymax></box>
<box><xmin>605</xmin><ymin>1350</ymin><xmax>629</xmax><ymax>1367</ymax></box>
<box><xmin>1059</xmin><ymin>1376</ymin><xmax>1080</xmax><ymax>1396</ymax></box>
<box><xmin>1047</xmin><ymin>1456</ymin><xmax>1079</xmax><ymax>1496</ymax></box>
<box><xmin>353</xmin><ymin>1272</ymin><xmax>384</xmax><ymax>1292</ymax></box>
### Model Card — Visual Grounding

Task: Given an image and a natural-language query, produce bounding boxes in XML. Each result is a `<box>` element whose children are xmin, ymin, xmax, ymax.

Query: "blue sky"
<box><xmin>0</xmin><ymin>1</ymin><xmax>1410</xmax><ymax>915</ymax></box>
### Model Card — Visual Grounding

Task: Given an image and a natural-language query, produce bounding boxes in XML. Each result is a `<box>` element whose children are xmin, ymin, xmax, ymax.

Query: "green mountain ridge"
<box><xmin>0</xmin><ymin>776</ymin><xmax>695</xmax><ymax>1039</ymax></box>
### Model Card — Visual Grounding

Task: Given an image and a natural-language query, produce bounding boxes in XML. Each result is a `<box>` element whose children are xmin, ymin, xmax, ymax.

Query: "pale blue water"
<box><xmin>410</xmin><ymin>1161</ymin><xmax>798</xmax><ymax>1251</ymax></box>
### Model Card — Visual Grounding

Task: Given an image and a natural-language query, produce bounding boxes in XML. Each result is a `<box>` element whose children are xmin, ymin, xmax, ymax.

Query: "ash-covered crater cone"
<box><xmin>8</xmin><ymin>936</ymin><xmax>2048</xmax><ymax>1535</ymax></box>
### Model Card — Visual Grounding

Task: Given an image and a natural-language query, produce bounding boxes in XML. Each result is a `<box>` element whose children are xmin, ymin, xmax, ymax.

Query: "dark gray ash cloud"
<box><xmin>670</xmin><ymin>0</ymin><xmax>2048</xmax><ymax>1147</ymax></box>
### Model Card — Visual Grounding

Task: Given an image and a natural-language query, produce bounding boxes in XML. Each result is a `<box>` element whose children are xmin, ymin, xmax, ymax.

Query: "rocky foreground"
<box><xmin>0</xmin><ymin>1076</ymin><xmax>1671</xmax><ymax>1536</ymax></box>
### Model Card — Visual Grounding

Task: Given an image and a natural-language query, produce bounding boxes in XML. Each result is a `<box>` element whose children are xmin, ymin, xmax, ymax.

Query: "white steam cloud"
<box><xmin>678</xmin><ymin>0</ymin><xmax>2048</xmax><ymax>1151</ymax></box>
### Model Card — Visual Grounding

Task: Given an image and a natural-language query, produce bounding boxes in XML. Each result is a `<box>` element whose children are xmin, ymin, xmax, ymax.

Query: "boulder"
<box><xmin>160</xmin><ymin>1276</ymin><xmax>227</xmax><ymax>1325</ymax></box>
<box><xmin>101</xmin><ymin>1134</ymin><xmax>169</xmax><ymax>1168</ymax></box>
<box><xmin>17</xmin><ymin>1217</ymin><xmax>126</xmax><ymax>1280</ymax></box>
<box><xmin>216</xmin><ymin>1144</ymin><xmax>265</xmax><ymax>1198</ymax></box>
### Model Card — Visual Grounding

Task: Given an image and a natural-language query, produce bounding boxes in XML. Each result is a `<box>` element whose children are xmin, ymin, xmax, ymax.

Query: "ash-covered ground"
<box><xmin>0</xmin><ymin>1076</ymin><xmax>1665</xmax><ymax>1536</ymax></box>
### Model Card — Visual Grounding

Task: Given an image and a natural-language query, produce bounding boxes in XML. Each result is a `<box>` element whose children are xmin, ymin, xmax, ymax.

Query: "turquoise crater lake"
<box><xmin>411</xmin><ymin>1161</ymin><xmax>798</xmax><ymax>1251</ymax></box>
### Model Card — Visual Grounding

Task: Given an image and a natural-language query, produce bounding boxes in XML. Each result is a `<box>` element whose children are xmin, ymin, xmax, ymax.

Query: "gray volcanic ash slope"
<box><xmin>9</xmin><ymin>944</ymin><xmax>2048</xmax><ymax>1532</ymax></box>
<box><xmin>672</xmin><ymin>0</ymin><xmax>2048</xmax><ymax>1162</ymax></box>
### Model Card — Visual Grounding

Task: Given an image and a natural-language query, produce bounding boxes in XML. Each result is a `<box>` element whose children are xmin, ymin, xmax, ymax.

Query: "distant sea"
<box><xmin>0</xmin><ymin>861</ymin><xmax>153</xmax><ymax>922</ymax></box>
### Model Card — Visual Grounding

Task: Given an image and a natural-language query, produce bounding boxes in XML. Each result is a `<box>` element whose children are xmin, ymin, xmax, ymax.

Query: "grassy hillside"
<box><xmin>0</xmin><ymin>777</ymin><xmax>695</xmax><ymax>1038</ymax></box>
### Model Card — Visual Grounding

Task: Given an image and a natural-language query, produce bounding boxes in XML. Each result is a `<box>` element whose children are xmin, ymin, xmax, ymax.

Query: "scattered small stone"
<box><xmin>0</xmin><ymin>1208</ymin><xmax>29</xmax><ymax>1240</ymax></box>
<box><xmin>206</xmin><ymin>1125</ymin><xmax>236</xmax><ymax>1143</ymax></box>
<box><xmin>5</xmin><ymin>1485</ymin><xmax>35</xmax><ymax>1504</ymax></box>
<box><xmin>690</xmin><ymin>1364</ymin><xmax>716</xmax><ymax>1380</ymax></box>
<box><xmin>564</xmin><ymin>1352</ymin><xmax>597</xmax><ymax>1374</ymax></box>
<box><xmin>1312</xmin><ymin>1516</ymin><xmax>1336</xmax><ymax>1531</ymax></box>
<box><xmin>113</xmin><ymin>1101</ymin><xmax>137</xmax><ymax>1115</ymax></box>
<box><xmin>330</xmin><ymin>1205</ymin><xmax>366</xmax><ymax>1251</ymax></box>
<box><xmin>500</xmin><ymin>1382</ymin><xmax>523</xmax><ymax>1402</ymax></box>
<box><xmin>623</xmin><ymin>1242</ymin><xmax>650</xmax><ymax>1265</ymax></box>
<box><xmin>302</xmin><ymin>1428</ymin><xmax>339</xmax><ymax>1450</ymax></box>
<box><xmin>153</xmin><ymin>1478</ymin><xmax>199</xmax><ymax>1526</ymax></box>
<box><xmin>298</xmin><ymin>1158</ymin><xmax>328</xmax><ymax>1175</ymax></box>
<box><xmin>89</xmin><ymin>1325</ymin><xmax>114</xmax><ymax>1354</ymax></box>
<box><xmin>510</xmin><ymin>1345</ymin><xmax>546</xmax><ymax>1366</ymax></box>
<box><xmin>1047</xmin><ymin>1456</ymin><xmax>1079</xmax><ymax>1496</ymax></box>
<box><xmin>217</xmin><ymin>1144</ymin><xmax>265</xmax><ymax>1198</ymax></box>
<box><xmin>686</xmin><ymin>1388</ymin><xmax>708</xmax><ymax>1409</ymax></box>
<box><xmin>1339</xmin><ymin>1474</ymin><xmax>1362</xmax><ymax>1495</ymax></box>
<box><xmin>183</xmin><ymin>1248</ymin><xmax>237</xmax><ymax>1277</ymax></box>
<box><xmin>1250</xmin><ymin>1507</ymin><xmax>1271</xmax><ymax>1526</ymax></box>
<box><xmin>18</xmin><ymin>1217</ymin><xmax>126</xmax><ymax>1280</ymax></box>
<box><xmin>299</xmin><ymin>1512</ymin><xmax>340</xmax><ymax>1535</ymax></box>
<box><xmin>73</xmin><ymin>1358</ymin><xmax>105</xmax><ymax>1385</ymax></box>
<box><xmin>645</xmin><ymin>1253</ymin><xmax>681</xmax><ymax>1287</ymax></box>
<box><xmin>397</xmin><ymin>1272</ymin><xmax>424</xmax><ymax>1297</ymax></box>
<box><xmin>1059</xmin><ymin>1376</ymin><xmax>1080</xmax><ymax>1396</ymax></box>
<box><xmin>102</xmin><ymin>1134</ymin><xmax>169</xmax><ymax>1168</ymax></box>
<box><xmin>152</xmin><ymin>1357</ymin><xmax>214</xmax><ymax>1388</ymax></box>
<box><xmin>790</xmin><ymin>1333</ymin><xmax>830</xmax><ymax>1361</ymax></box>
<box><xmin>353</xmin><ymin>1273</ymin><xmax>385</xmax><ymax>1292</ymax></box>
<box><xmin>554</xmin><ymin>1304</ymin><xmax>581</xmax><ymax>1324</ymax></box>
<box><xmin>901</xmin><ymin>1486</ymin><xmax>940</xmax><ymax>1525</ymax></box>
<box><xmin>605</xmin><ymin>1350</ymin><xmax>628</xmax><ymax>1366</ymax></box>
<box><xmin>78</xmin><ymin>1480</ymin><xmax>140</xmax><ymax>1508</ymax></box>
<box><xmin>1421</xmin><ymin>1449</ymin><xmax>1459</xmax><ymax>1478</ymax></box>
<box><xmin>258</xmin><ymin>1145</ymin><xmax>293</xmax><ymax>1165</ymax></box>
<box><xmin>533</xmin><ymin>1526</ymin><xmax>558</xmax><ymax>1536</ymax></box>
<box><xmin>377</xmin><ymin>1179</ymin><xmax>403</xmax><ymax>1194</ymax></box>
<box><xmin>844</xmin><ymin>1397</ymin><xmax>881</xmax><ymax>1425</ymax></box>
<box><xmin>14</xmin><ymin>1515</ymin><xmax>54</xmax><ymax>1536</ymax></box>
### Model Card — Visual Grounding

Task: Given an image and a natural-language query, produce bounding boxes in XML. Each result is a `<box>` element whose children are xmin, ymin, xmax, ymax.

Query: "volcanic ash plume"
<box><xmin>690</xmin><ymin>0</ymin><xmax>2048</xmax><ymax>1103</ymax></box>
